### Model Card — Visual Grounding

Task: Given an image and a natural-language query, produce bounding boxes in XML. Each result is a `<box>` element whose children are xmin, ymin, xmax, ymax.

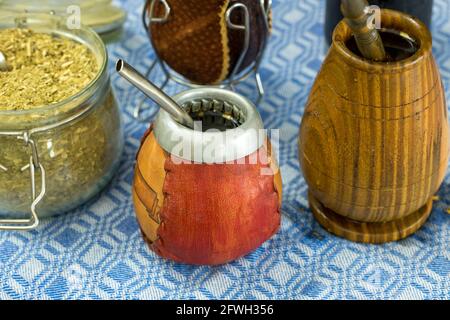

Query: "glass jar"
<box><xmin>0</xmin><ymin>0</ymin><xmax>126</xmax><ymax>34</ymax></box>
<box><xmin>0</xmin><ymin>13</ymin><xmax>123</xmax><ymax>229</ymax></box>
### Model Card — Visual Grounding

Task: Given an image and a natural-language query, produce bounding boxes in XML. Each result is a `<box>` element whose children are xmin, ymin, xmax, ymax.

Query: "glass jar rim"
<box><xmin>0</xmin><ymin>12</ymin><xmax>108</xmax><ymax>117</ymax></box>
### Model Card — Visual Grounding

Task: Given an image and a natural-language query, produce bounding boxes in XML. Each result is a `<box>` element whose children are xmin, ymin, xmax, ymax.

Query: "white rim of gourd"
<box><xmin>153</xmin><ymin>88</ymin><xmax>265</xmax><ymax>164</ymax></box>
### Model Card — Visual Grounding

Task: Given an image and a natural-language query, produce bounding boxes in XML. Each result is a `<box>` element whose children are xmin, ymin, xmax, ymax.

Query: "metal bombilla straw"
<box><xmin>116</xmin><ymin>59</ymin><xmax>195</xmax><ymax>129</ymax></box>
<box><xmin>341</xmin><ymin>0</ymin><xmax>387</xmax><ymax>62</ymax></box>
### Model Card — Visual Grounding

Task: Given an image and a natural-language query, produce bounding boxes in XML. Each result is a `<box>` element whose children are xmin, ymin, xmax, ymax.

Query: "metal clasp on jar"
<box><xmin>0</xmin><ymin>131</ymin><xmax>46</xmax><ymax>230</ymax></box>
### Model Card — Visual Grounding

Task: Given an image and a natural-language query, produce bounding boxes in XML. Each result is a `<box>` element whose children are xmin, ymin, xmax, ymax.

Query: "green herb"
<box><xmin>0</xmin><ymin>28</ymin><xmax>98</xmax><ymax>110</ymax></box>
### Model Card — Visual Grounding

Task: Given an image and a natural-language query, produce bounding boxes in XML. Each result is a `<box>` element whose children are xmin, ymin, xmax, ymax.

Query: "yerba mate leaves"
<box><xmin>0</xmin><ymin>28</ymin><xmax>98</xmax><ymax>110</ymax></box>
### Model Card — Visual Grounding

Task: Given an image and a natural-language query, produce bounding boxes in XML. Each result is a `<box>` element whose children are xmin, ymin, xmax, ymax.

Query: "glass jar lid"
<box><xmin>0</xmin><ymin>0</ymin><xmax>126</xmax><ymax>34</ymax></box>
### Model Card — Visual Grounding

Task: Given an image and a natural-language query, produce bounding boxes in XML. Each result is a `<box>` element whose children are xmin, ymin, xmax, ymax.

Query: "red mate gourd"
<box><xmin>145</xmin><ymin>0</ymin><xmax>271</xmax><ymax>84</ymax></box>
<box><xmin>134</xmin><ymin>88</ymin><xmax>282</xmax><ymax>265</ymax></box>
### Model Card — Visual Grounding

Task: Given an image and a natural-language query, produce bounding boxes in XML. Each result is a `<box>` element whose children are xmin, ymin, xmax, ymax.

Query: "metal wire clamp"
<box><xmin>0</xmin><ymin>132</ymin><xmax>46</xmax><ymax>230</ymax></box>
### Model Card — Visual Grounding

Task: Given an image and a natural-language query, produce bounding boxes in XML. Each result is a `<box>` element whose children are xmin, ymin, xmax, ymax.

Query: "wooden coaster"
<box><xmin>308</xmin><ymin>192</ymin><xmax>433</xmax><ymax>244</ymax></box>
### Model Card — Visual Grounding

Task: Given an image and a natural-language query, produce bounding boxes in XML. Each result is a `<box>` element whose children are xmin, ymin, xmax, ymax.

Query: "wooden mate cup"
<box><xmin>298</xmin><ymin>9</ymin><xmax>449</xmax><ymax>243</ymax></box>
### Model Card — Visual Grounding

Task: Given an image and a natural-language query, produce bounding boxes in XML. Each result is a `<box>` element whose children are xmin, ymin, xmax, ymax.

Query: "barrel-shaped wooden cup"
<box><xmin>298</xmin><ymin>10</ymin><xmax>449</xmax><ymax>243</ymax></box>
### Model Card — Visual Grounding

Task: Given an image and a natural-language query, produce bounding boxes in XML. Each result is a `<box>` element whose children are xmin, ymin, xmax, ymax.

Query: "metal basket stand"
<box><xmin>134</xmin><ymin>0</ymin><xmax>272</xmax><ymax>121</ymax></box>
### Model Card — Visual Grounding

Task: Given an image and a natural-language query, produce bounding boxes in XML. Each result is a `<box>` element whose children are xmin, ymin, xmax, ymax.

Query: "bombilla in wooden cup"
<box><xmin>299</xmin><ymin>9</ymin><xmax>449</xmax><ymax>243</ymax></box>
<box><xmin>116</xmin><ymin>59</ymin><xmax>195</xmax><ymax>129</ymax></box>
<box><xmin>341</xmin><ymin>0</ymin><xmax>387</xmax><ymax>61</ymax></box>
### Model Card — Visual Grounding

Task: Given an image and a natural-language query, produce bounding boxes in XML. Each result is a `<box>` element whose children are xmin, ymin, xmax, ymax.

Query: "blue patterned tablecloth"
<box><xmin>0</xmin><ymin>0</ymin><xmax>449</xmax><ymax>300</ymax></box>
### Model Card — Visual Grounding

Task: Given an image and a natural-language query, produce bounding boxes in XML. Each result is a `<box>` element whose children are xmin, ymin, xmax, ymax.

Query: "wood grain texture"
<box><xmin>148</xmin><ymin>0</ymin><xmax>268</xmax><ymax>84</ymax></box>
<box><xmin>298</xmin><ymin>9</ymin><xmax>449</xmax><ymax>243</ymax></box>
<box><xmin>133</xmin><ymin>128</ymin><xmax>281</xmax><ymax>265</ymax></box>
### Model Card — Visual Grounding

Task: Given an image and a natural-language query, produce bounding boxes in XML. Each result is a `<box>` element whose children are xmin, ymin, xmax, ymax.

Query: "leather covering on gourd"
<box><xmin>133</xmin><ymin>128</ymin><xmax>282</xmax><ymax>265</ymax></box>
